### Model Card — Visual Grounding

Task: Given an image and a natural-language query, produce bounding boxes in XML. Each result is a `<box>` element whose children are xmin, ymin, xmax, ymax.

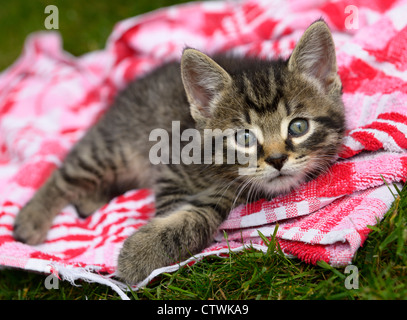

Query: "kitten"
<box><xmin>13</xmin><ymin>20</ymin><xmax>345</xmax><ymax>284</ymax></box>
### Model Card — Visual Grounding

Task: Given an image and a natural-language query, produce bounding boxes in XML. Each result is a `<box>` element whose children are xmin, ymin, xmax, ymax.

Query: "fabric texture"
<box><xmin>1</xmin><ymin>0</ymin><xmax>406</xmax><ymax>299</ymax></box>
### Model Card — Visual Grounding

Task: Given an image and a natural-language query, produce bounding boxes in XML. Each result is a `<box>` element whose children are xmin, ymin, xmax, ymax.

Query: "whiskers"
<box><xmin>209</xmin><ymin>167</ymin><xmax>266</xmax><ymax>214</ymax></box>
<box><xmin>303</xmin><ymin>153</ymin><xmax>336</xmax><ymax>185</ymax></box>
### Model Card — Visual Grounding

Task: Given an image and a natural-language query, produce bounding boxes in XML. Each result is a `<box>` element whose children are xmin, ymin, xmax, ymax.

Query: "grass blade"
<box><xmin>317</xmin><ymin>260</ymin><xmax>346</xmax><ymax>280</ymax></box>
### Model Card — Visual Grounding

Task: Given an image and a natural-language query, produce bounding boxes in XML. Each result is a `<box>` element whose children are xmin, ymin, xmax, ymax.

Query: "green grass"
<box><xmin>0</xmin><ymin>0</ymin><xmax>192</xmax><ymax>71</ymax></box>
<box><xmin>1</xmin><ymin>0</ymin><xmax>406</xmax><ymax>300</ymax></box>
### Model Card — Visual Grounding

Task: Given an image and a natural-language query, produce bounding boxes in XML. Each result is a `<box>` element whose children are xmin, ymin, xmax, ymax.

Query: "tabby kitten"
<box><xmin>13</xmin><ymin>20</ymin><xmax>345</xmax><ymax>284</ymax></box>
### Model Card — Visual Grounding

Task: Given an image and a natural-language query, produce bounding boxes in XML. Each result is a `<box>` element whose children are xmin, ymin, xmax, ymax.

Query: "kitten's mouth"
<box><xmin>267</xmin><ymin>171</ymin><xmax>291</xmax><ymax>182</ymax></box>
<box><xmin>256</xmin><ymin>172</ymin><xmax>302</xmax><ymax>196</ymax></box>
<box><xmin>268</xmin><ymin>174</ymin><xmax>281</xmax><ymax>182</ymax></box>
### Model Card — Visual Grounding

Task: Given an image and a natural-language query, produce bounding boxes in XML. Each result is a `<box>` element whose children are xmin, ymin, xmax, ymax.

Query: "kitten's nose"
<box><xmin>265</xmin><ymin>154</ymin><xmax>288</xmax><ymax>171</ymax></box>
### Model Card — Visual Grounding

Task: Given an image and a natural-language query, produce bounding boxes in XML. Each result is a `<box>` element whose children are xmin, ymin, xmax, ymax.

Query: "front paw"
<box><xmin>117</xmin><ymin>209</ymin><xmax>213</xmax><ymax>284</ymax></box>
<box><xmin>13</xmin><ymin>202</ymin><xmax>52</xmax><ymax>245</ymax></box>
<box><xmin>117</xmin><ymin>222</ymin><xmax>173</xmax><ymax>284</ymax></box>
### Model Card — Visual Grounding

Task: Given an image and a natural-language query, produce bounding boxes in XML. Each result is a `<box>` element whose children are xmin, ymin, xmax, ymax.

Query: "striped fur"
<box><xmin>13</xmin><ymin>20</ymin><xmax>345</xmax><ymax>283</ymax></box>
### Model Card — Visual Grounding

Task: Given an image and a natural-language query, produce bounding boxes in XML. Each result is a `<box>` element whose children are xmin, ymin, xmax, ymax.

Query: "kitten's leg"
<box><xmin>13</xmin><ymin>126</ymin><xmax>147</xmax><ymax>244</ymax></box>
<box><xmin>14</xmin><ymin>157</ymin><xmax>123</xmax><ymax>244</ymax></box>
<box><xmin>13</xmin><ymin>168</ymin><xmax>81</xmax><ymax>245</ymax></box>
<box><xmin>117</xmin><ymin>185</ymin><xmax>235</xmax><ymax>284</ymax></box>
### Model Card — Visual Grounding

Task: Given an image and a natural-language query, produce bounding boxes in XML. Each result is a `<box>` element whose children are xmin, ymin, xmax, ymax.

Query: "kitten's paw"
<box><xmin>13</xmin><ymin>202</ymin><xmax>52</xmax><ymax>245</ymax></box>
<box><xmin>117</xmin><ymin>210</ymin><xmax>211</xmax><ymax>284</ymax></box>
<box><xmin>117</xmin><ymin>224</ymin><xmax>172</xmax><ymax>284</ymax></box>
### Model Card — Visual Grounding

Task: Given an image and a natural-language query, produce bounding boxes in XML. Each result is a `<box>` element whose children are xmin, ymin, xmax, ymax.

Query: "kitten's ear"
<box><xmin>181</xmin><ymin>49</ymin><xmax>232</xmax><ymax>121</ymax></box>
<box><xmin>288</xmin><ymin>20</ymin><xmax>340</xmax><ymax>93</ymax></box>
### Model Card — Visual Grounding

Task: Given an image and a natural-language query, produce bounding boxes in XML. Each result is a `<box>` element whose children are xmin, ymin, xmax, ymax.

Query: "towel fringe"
<box><xmin>53</xmin><ymin>264</ymin><xmax>131</xmax><ymax>300</ymax></box>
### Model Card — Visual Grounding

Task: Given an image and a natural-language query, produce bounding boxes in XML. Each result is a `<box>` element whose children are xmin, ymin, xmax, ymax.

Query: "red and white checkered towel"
<box><xmin>1</xmin><ymin>0</ymin><xmax>407</xmax><ymax>298</ymax></box>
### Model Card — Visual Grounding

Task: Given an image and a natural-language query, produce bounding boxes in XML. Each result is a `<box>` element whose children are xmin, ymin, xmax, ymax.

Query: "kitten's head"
<box><xmin>181</xmin><ymin>20</ymin><xmax>345</xmax><ymax>197</ymax></box>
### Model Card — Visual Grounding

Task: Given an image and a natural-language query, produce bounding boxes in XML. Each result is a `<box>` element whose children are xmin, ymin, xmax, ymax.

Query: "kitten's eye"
<box><xmin>235</xmin><ymin>129</ymin><xmax>257</xmax><ymax>147</ymax></box>
<box><xmin>288</xmin><ymin>119</ymin><xmax>309</xmax><ymax>137</ymax></box>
